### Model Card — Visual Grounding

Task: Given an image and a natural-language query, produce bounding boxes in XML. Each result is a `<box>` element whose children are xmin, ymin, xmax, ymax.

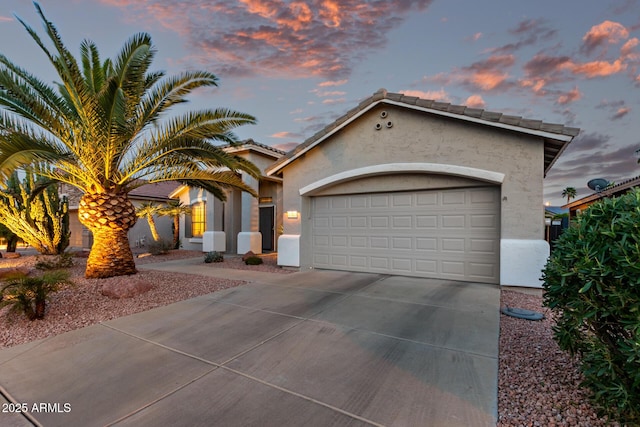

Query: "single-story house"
<box><xmin>563</xmin><ymin>175</ymin><xmax>640</xmax><ymax>218</ymax></box>
<box><xmin>266</xmin><ymin>88</ymin><xmax>580</xmax><ymax>287</ymax></box>
<box><xmin>61</xmin><ymin>181</ymin><xmax>181</xmax><ymax>250</ymax></box>
<box><xmin>170</xmin><ymin>139</ymin><xmax>285</xmax><ymax>254</ymax></box>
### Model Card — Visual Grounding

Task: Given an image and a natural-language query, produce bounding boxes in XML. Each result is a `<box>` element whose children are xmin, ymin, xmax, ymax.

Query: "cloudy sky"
<box><xmin>0</xmin><ymin>0</ymin><xmax>639</xmax><ymax>205</ymax></box>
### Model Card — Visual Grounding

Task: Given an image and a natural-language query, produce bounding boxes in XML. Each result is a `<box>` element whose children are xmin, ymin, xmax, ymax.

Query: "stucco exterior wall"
<box><xmin>279</xmin><ymin>105</ymin><xmax>546</xmax><ymax>279</ymax></box>
<box><xmin>282</xmin><ymin>105</ymin><xmax>544</xmax><ymax>233</ymax></box>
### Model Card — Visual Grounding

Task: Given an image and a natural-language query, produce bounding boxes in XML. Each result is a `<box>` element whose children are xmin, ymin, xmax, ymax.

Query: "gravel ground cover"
<box><xmin>0</xmin><ymin>251</ymin><xmax>621</xmax><ymax>425</ymax></box>
<box><xmin>0</xmin><ymin>250</ymin><xmax>286</xmax><ymax>349</ymax></box>
<box><xmin>498</xmin><ymin>290</ymin><xmax>618</xmax><ymax>426</ymax></box>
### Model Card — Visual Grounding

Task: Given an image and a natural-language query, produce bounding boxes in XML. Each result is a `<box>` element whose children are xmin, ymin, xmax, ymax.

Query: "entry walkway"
<box><xmin>0</xmin><ymin>263</ymin><xmax>500</xmax><ymax>426</ymax></box>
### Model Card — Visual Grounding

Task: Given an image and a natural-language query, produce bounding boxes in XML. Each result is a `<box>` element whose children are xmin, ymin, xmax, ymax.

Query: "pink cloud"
<box><xmin>520</xmin><ymin>78</ymin><xmax>548</xmax><ymax>95</ymax></box>
<box><xmin>318</xmin><ymin>79</ymin><xmax>348</xmax><ymax>87</ymax></box>
<box><xmin>99</xmin><ymin>0</ymin><xmax>433</xmax><ymax>79</ymax></box>
<box><xmin>620</xmin><ymin>37</ymin><xmax>639</xmax><ymax>59</ymax></box>
<box><xmin>581</xmin><ymin>20</ymin><xmax>629</xmax><ymax>55</ymax></box>
<box><xmin>465</xmin><ymin>32</ymin><xmax>482</xmax><ymax>42</ymax></box>
<box><xmin>270</xmin><ymin>131</ymin><xmax>298</xmax><ymax>139</ymax></box>
<box><xmin>321</xmin><ymin>98</ymin><xmax>346</xmax><ymax>105</ymax></box>
<box><xmin>462</xmin><ymin>55</ymin><xmax>515</xmax><ymax>91</ymax></box>
<box><xmin>399</xmin><ymin>89</ymin><xmax>450</xmax><ymax>102</ymax></box>
<box><xmin>611</xmin><ymin>106</ymin><xmax>631</xmax><ymax>120</ymax></box>
<box><xmin>570</xmin><ymin>58</ymin><xmax>626</xmax><ymax>77</ymax></box>
<box><xmin>465</xmin><ymin>94</ymin><xmax>485</xmax><ymax>108</ymax></box>
<box><xmin>273</xmin><ymin>141</ymin><xmax>299</xmax><ymax>151</ymax></box>
<box><xmin>556</xmin><ymin>87</ymin><xmax>582</xmax><ymax>105</ymax></box>
<box><xmin>310</xmin><ymin>89</ymin><xmax>346</xmax><ymax>97</ymax></box>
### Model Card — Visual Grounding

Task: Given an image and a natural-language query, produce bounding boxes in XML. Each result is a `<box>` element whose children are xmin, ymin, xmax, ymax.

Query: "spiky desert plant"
<box><xmin>0</xmin><ymin>169</ymin><xmax>69</xmax><ymax>255</ymax></box>
<box><xmin>0</xmin><ymin>3</ymin><xmax>259</xmax><ymax>278</ymax></box>
<box><xmin>0</xmin><ymin>269</ymin><xmax>72</xmax><ymax>320</ymax></box>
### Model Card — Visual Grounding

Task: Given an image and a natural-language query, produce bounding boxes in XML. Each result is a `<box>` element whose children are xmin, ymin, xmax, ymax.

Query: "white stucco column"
<box><xmin>237</xmin><ymin>174</ymin><xmax>262</xmax><ymax>254</ymax></box>
<box><xmin>500</xmin><ymin>239</ymin><xmax>550</xmax><ymax>288</ymax></box>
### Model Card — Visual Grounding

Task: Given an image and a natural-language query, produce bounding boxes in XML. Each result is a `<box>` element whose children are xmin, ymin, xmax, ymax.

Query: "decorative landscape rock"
<box><xmin>3</xmin><ymin>252</ymin><xmax>21</xmax><ymax>259</ymax></box>
<box><xmin>0</xmin><ymin>267</ymin><xmax>30</xmax><ymax>280</ymax></box>
<box><xmin>101</xmin><ymin>278</ymin><xmax>153</xmax><ymax>299</ymax></box>
<box><xmin>242</xmin><ymin>251</ymin><xmax>255</xmax><ymax>261</ymax></box>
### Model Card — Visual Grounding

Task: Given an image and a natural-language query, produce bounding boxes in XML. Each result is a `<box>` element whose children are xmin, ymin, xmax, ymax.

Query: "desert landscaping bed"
<box><xmin>0</xmin><ymin>251</ymin><xmax>619</xmax><ymax>426</ymax></box>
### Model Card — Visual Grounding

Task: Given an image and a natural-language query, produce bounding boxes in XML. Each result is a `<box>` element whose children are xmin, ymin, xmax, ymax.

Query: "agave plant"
<box><xmin>0</xmin><ymin>3</ymin><xmax>260</xmax><ymax>278</ymax></box>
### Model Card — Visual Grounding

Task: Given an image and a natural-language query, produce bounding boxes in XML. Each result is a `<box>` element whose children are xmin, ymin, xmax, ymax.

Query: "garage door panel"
<box><xmin>311</xmin><ymin>187</ymin><xmax>500</xmax><ymax>283</ymax></box>
<box><xmin>470</xmin><ymin>214</ymin><xmax>498</xmax><ymax>228</ymax></box>
<box><xmin>371</xmin><ymin>195</ymin><xmax>390</xmax><ymax>207</ymax></box>
<box><xmin>371</xmin><ymin>257</ymin><xmax>389</xmax><ymax>269</ymax></box>
<box><xmin>392</xmin><ymin>237</ymin><xmax>413</xmax><ymax>250</ymax></box>
<box><xmin>392</xmin><ymin>193</ymin><xmax>413</xmax><ymax>207</ymax></box>
<box><xmin>392</xmin><ymin>216</ymin><xmax>413</xmax><ymax>228</ymax></box>
<box><xmin>442</xmin><ymin>215</ymin><xmax>465</xmax><ymax>228</ymax></box>
<box><xmin>416</xmin><ymin>215</ymin><xmax>438</xmax><ymax>228</ymax></box>
<box><xmin>442</xmin><ymin>191</ymin><xmax>466</xmax><ymax>205</ymax></box>
<box><xmin>416</xmin><ymin>238</ymin><xmax>437</xmax><ymax>251</ymax></box>
<box><xmin>392</xmin><ymin>258</ymin><xmax>412</xmax><ymax>272</ymax></box>
<box><xmin>371</xmin><ymin>217</ymin><xmax>389</xmax><ymax>228</ymax></box>
<box><xmin>350</xmin><ymin>195</ymin><xmax>368</xmax><ymax>208</ymax></box>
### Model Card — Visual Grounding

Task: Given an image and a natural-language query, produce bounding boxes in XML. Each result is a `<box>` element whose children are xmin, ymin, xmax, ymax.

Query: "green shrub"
<box><xmin>35</xmin><ymin>252</ymin><xmax>74</xmax><ymax>270</ymax></box>
<box><xmin>244</xmin><ymin>255</ymin><xmax>263</xmax><ymax>265</ymax></box>
<box><xmin>147</xmin><ymin>239</ymin><xmax>172</xmax><ymax>255</ymax></box>
<box><xmin>0</xmin><ymin>270</ymin><xmax>72</xmax><ymax>320</ymax></box>
<box><xmin>204</xmin><ymin>251</ymin><xmax>224</xmax><ymax>263</ymax></box>
<box><xmin>542</xmin><ymin>189</ymin><xmax>640</xmax><ymax>423</ymax></box>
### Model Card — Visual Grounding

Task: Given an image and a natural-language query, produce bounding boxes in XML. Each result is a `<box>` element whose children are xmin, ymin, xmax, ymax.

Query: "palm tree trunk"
<box><xmin>147</xmin><ymin>214</ymin><xmax>161</xmax><ymax>241</ymax></box>
<box><xmin>173</xmin><ymin>215</ymin><xmax>180</xmax><ymax>249</ymax></box>
<box><xmin>85</xmin><ymin>227</ymin><xmax>137</xmax><ymax>278</ymax></box>
<box><xmin>79</xmin><ymin>192</ymin><xmax>137</xmax><ymax>278</ymax></box>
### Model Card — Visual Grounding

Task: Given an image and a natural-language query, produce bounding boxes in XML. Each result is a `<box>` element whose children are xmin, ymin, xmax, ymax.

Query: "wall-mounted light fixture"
<box><xmin>286</xmin><ymin>210</ymin><xmax>299</xmax><ymax>219</ymax></box>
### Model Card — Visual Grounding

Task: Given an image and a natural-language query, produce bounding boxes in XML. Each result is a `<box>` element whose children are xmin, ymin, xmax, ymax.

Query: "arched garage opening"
<box><xmin>301</xmin><ymin>164</ymin><xmax>504</xmax><ymax>284</ymax></box>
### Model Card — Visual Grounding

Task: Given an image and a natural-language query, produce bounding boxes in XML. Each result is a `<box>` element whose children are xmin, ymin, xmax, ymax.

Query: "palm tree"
<box><xmin>0</xmin><ymin>3</ymin><xmax>260</xmax><ymax>278</ymax></box>
<box><xmin>561</xmin><ymin>187</ymin><xmax>577</xmax><ymax>204</ymax></box>
<box><xmin>160</xmin><ymin>200</ymin><xmax>192</xmax><ymax>249</ymax></box>
<box><xmin>136</xmin><ymin>201</ymin><xmax>161</xmax><ymax>242</ymax></box>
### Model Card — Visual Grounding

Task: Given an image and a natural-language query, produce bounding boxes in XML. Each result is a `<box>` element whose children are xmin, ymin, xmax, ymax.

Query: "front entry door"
<box><xmin>259</xmin><ymin>206</ymin><xmax>275</xmax><ymax>251</ymax></box>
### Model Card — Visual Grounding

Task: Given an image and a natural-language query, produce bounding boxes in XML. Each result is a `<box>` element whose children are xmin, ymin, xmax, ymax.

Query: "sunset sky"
<box><xmin>1</xmin><ymin>0</ymin><xmax>639</xmax><ymax>205</ymax></box>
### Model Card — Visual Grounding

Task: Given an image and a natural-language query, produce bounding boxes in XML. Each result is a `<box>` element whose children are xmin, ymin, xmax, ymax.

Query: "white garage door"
<box><xmin>311</xmin><ymin>186</ymin><xmax>500</xmax><ymax>283</ymax></box>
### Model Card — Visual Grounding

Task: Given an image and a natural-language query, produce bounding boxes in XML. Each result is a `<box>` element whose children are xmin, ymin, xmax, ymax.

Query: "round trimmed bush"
<box><xmin>542</xmin><ymin>189</ymin><xmax>640</xmax><ymax>423</ymax></box>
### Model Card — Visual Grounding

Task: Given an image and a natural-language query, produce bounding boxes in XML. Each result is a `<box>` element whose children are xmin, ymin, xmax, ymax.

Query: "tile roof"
<box><xmin>129</xmin><ymin>181</ymin><xmax>182</xmax><ymax>201</ymax></box>
<box><xmin>221</xmin><ymin>138</ymin><xmax>287</xmax><ymax>157</ymax></box>
<box><xmin>267</xmin><ymin>88</ymin><xmax>580</xmax><ymax>177</ymax></box>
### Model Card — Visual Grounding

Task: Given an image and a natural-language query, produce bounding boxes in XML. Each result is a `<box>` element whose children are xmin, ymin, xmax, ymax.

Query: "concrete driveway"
<box><xmin>0</xmin><ymin>268</ymin><xmax>500</xmax><ymax>427</ymax></box>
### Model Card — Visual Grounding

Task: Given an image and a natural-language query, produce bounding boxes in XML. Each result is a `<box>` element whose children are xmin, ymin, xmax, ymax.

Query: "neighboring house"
<box><xmin>60</xmin><ymin>181</ymin><xmax>180</xmax><ymax>250</ymax></box>
<box><xmin>266</xmin><ymin>88</ymin><xmax>580</xmax><ymax>287</ymax></box>
<box><xmin>544</xmin><ymin>206</ymin><xmax>568</xmax><ymax>249</ymax></box>
<box><xmin>563</xmin><ymin>175</ymin><xmax>640</xmax><ymax>218</ymax></box>
<box><xmin>170</xmin><ymin>139</ymin><xmax>285</xmax><ymax>254</ymax></box>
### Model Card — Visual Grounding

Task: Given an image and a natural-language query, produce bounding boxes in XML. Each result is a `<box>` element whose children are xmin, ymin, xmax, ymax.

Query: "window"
<box><xmin>186</xmin><ymin>202</ymin><xmax>206</xmax><ymax>238</ymax></box>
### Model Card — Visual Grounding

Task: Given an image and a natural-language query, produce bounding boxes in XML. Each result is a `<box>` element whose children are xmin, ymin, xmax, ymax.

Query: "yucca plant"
<box><xmin>0</xmin><ymin>3</ymin><xmax>260</xmax><ymax>278</ymax></box>
<box><xmin>0</xmin><ymin>269</ymin><xmax>72</xmax><ymax>320</ymax></box>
